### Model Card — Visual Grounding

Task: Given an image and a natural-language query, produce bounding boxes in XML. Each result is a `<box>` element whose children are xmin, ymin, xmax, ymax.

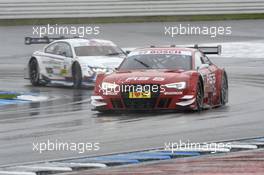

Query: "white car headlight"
<box><xmin>80</xmin><ymin>64</ymin><xmax>94</xmax><ymax>77</ymax></box>
<box><xmin>164</xmin><ymin>82</ymin><xmax>186</xmax><ymax>90</ymax></box>
<box><xmin>87</xmin><ymin>67</ymin><xmax>94</xmax><ymax>76</ymax></box>
<box><xmin>101</xmin><ymin>82</ymin><xmax>119</xmax><ymax>90</ymax></box>
<box><xmin>91</xmin><ymin>67</ymin><xmax>108</xmax><ymax>74</ymax></box>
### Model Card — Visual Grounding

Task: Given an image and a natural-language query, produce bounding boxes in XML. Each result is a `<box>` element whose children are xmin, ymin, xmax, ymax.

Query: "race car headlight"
<box><xmin>87</xmin><ymin>67</ymin><xmax>94</xmax><ymax>76</ymax></box>
<box><xmin>91</xmin><ymin>67</ymin><xmax>109</xmax><ymax>74</ymax></box>
<box><xmin>164</xmin><ymin>82</ymin><xmax>186</xmax><ymax>90</ymax></box>
<box><xmin>80</xmin><ymin>64</ymin><xmax>94</xmax><ymax>77</ymax></box>
<box><xmin>101</xmin><ymin>82</ymin><xmax>119</xmax><ymax>90</ymax></box>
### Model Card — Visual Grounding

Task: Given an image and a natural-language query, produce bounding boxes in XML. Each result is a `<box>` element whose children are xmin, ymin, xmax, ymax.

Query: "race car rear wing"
<box><xmin>24</xmin><ymin>36</ymin><xmax>78</xmax><ymax>45</ymax></box>
<box><xmin>189</xmin><ymin>44</ymin><xmax>222</xmax><ymax>55</ymax></box>
<box><xmin>150</xmin><ymin>44</ymin><xmax>221</xmax><ymax>55</ymax></box>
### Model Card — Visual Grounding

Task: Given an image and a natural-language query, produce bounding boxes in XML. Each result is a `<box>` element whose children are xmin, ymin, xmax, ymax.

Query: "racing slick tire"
<box><xmin>220</xmin><ymin>72</ymin><xmax>228</xmax><ymax>106</ymax></box>
<box><xmin>72</xmin><ymin>63</ymin><xmax>83</xmax><ymax>89</ymax></box>
<box><xmin>29</xmin><ymin>58</ymin><xmax>42</xmax><ymax>86</ymax></box>
<box><xmin>195</xmin><ymin>79</ymin><xmax>204</xmax><ymax>111</ymax></box>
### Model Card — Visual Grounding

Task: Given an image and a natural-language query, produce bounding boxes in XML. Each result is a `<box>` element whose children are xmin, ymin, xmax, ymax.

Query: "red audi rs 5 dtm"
<box><xmin>91</xmin><ymin>45</ymin><xmax>228</xmax><ymax>112</ymax></box>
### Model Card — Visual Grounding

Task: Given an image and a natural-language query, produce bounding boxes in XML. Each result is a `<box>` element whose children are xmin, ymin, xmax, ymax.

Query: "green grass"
<box><xmin>0</xmin><ymin>94</ymin><xmax>19</xmax><ymax>99</ymax></box>
<box><xmin>1</xmin><ymin>13</ymin><xmax>264</xmax><ymax>26</ymax></box>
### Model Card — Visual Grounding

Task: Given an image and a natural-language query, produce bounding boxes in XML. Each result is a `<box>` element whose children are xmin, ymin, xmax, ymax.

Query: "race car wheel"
<box><xmin>220</xmin><ymin>73</ymin><xmax>228</xmax><ymax>106</ymax></box>
<box><xmin>195</xmin><ymin>80</ymin><xmax>204</xmax><ymax>111</ymax></box>
<box><xmin>29</xmin><ymin>58</ymin><xmax>41</xmax><ymax>86</ymax></box>
<box><xmin>72</xmin><ymin>63</ymin><xmax>82</xmax><ymax>88</ymax></box>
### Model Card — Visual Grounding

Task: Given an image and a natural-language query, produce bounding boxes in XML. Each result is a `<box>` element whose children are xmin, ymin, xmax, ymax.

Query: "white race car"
<box><xmin>24</xmin><ymin>37</ymin><xmax>126</xmax><ymax>88</ymax></box>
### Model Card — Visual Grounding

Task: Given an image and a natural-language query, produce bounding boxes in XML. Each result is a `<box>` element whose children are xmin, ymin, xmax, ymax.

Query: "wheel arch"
<box><xmin>192</xmin><ymin>73</ymin><xmax>205</xmax><ymax>111</ymax></box>
<box><xmin>197</xmin><ymin>73</ymin><xmax>205</xmax><ymax>96</ymax></box>
<box><xmin>71</xmin><ymin>61</ymin><xmax>78</xmax><ymax>73</ymax></box>
<box><xmin>28</xmin><ymin>56</ymin><xmax>43</xmax><ymax>86</ymax></box>
<box><xmin>71</xmin><ymin>61</ymin><xmax>83</xmax><ymax>88</ymax></box>
<box><xmin>28</xmin><ymin>56</ymin><xmax>43</xmax><ymax>70</ymax></box>
<box><xmin>220</xmin><ymin>69</ymin><xmax>229</xmax><ymax>105</ymax></box>
<box><xmin>71</xmin><ymin>61</ymin><xmax>82</xmax><ymax>76</ymax></box>
<box><xmin>29</xmin><ymin>56</ymin><xmax>37</xmax><ymax>66</ymax></box>
<box><xmin>222</xmin><ymin>69</ymin><xmax>228</xmax><ymax>89</ymax></box>
<box><xmin>28</xmin><ymin>56</ymin><xmax>40</xmax><ymax>76</ymax></box>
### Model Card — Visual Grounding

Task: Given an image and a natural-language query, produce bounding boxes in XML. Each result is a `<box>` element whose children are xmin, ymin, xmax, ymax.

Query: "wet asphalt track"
<box><xmin>0</xmin><ymin>20</ymin><xmax>264</xmax><ymax>166</ymax></box>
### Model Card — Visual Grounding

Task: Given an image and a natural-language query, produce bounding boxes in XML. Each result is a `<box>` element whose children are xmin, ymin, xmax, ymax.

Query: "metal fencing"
<box><xmin>0</xmin><ymin>0</ymin><xmax>264</xmax><ymax>19</ymax></box>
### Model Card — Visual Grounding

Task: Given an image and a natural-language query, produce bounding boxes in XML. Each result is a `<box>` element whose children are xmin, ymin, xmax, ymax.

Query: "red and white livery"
<box><xmin>91</xmin><ymin>45</ymin><xmax>228</xmax><ymax>112</ymax></box>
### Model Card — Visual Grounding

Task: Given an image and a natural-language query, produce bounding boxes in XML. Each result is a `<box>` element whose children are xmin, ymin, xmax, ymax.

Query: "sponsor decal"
<box><xmin>60</xmin><ymin>69</ymin><xmax>68</xmax><ymax>76</ymax></box>
<box><xmin>125</xmin><ymin>77</ymin><xmax>165</xmax><ymax>82</ymax></box>
<box><xmin>149</xmin><ymin>50</ymin><xmax>192</xmax><ymax>56</ymax></box>
<box><xmin>46</xmin><ymin>68</ymin><xmax>53</xmax><ymax>74</ymax></box>
<box><xmin>130</xmin><ymin>49</ymin><xmax>192</xmax><ymax>56</ymax></box>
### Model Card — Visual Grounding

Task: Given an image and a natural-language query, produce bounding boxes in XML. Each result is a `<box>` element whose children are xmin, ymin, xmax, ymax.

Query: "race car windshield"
<box><xmin>119</xmin><ymin>54</ymin><xmax>192</xmax><ymax>70</ymax></box>
<box><xmin>74</xmin><ymin>46</ymin><xmax>124</xmax><ymax>56</ymax></box>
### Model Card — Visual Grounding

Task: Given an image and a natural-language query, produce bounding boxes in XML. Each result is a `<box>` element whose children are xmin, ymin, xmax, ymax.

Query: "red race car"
<box><xmin>91</xmin><ymin>45</ymin><xmax>228</xmax><ymax>112</ymax></box>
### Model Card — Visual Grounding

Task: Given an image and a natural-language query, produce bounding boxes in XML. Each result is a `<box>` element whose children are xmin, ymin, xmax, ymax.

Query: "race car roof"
<box><xmin>56</xmin><ymin>38</ymin><xmax>117</xmax><ymax>47</ymax></box>
<box><xmin>129</xmin><ymin>47</ymin><xmax>196</xmax><ymax>56</ymax></box>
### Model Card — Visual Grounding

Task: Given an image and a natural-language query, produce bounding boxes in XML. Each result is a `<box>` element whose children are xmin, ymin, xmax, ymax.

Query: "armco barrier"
<box><xmin>0</xmin><ymin>0</ymin><xmax>264</xmax><ymax>19</ymax></box>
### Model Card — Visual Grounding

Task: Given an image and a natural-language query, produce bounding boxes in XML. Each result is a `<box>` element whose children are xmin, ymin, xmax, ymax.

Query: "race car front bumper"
<box><xmin>91</xmin><ymin>96</ymin><xmax>107</xmax><ymax>107</ymax></box>
<box><xmin>91</xmin><ymin>94</ymin><xmax>197</xmax><ymax>111</ymax></box>
<box><xmin>176</xmin><ymin>95</ymin><xmax>196</xmax><ymax>106</ymax></box>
